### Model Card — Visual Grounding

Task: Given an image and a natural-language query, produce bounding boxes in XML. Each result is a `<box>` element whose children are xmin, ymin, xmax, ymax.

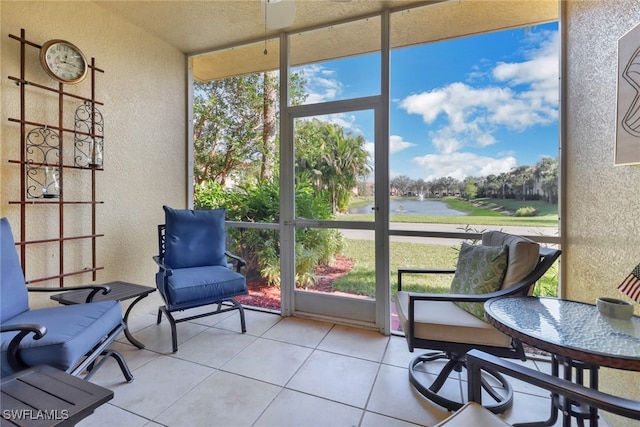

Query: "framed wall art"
<box><xmin>616</xmin><ymin>22</ymin><xmax>640</xmax><ymax>165</ymax></box>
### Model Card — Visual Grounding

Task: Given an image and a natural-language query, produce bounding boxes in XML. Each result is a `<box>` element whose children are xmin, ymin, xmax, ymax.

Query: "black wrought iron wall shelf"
<box><xmin>7</xmin><ymin>29</ymin><xmax>105</xmax><ymax>286</ymax></box>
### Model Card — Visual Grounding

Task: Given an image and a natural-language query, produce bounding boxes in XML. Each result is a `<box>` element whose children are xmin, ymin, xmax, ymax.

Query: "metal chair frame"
<box><xmin>399</xmin><ymin>246</ymin><xmax>562</xmax><ymax>413</ymax></box>
<box><xmin>153</xmin><ymin>224</ymin><xmax>247</xmax><ymax>352</ymax></box>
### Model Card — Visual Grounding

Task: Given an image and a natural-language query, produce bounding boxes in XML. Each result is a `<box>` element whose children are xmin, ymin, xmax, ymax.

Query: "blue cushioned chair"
<box><xmin>0</xmin><ymin>217</ymin><xmax>133</xmax><ymax>381</ymax></box>
<box><xmin>153</xmin><ymin>206</ymin><xmax>248</xmax><ymax>352</ymax></box>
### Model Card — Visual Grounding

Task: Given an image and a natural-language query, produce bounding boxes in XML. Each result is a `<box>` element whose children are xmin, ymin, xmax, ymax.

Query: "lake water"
<box><xmin>348</xmin><ymin>199</ymin><xmax>467</xmax><ymax>216</ymax></box>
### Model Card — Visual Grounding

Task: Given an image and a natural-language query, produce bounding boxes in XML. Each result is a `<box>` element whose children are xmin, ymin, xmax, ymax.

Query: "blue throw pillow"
<box><xmin>163</xmin><ymin>206</ymin><xmax>227</xmax><ymax>269</ymax></box>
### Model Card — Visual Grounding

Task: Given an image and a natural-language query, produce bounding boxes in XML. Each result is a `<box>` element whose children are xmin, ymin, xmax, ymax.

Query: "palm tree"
<box><xmin>321</xmin><ymin>125</ymin><xmax>371</xmax><ymax>213</ymax></box>
<box><xmin>536</xmin><ymin>157</ymin><xmax>558</xmax><ymax>203</ymax></box>
<box><xmin>512</xmin><ymin>166</ymin><xmax>534</xmax><ymax>200</ymax></box>
<box><xmin>484</xmin><ymin>174</ymin><xmax>501</xmax><ymax>198</ymax></box>
<box><xmin>295</xmin><ymin>119</ymin><xmax>370</xmax><ymax>213</ymax></box>
<box><xmin>497</xmin><ymin>172</ymin><xmax>511</xmax><ymax>199</ymax></box>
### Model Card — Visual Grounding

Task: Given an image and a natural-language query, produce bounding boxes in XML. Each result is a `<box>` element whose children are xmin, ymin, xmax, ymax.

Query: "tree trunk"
<box><xmin>261</xmin><ymin>71</ymin><xmax>278</xmax><ymax>181</ymax></box>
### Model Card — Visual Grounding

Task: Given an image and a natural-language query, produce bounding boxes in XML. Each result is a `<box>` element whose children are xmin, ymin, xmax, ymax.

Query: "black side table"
<box><xmin>1</xmin><ymin>365</ymin><xmax>113</xmax><ymax>426</ymax></box>
<box><xmin>51</xmin><ymin>281</ymin><xmax>156</xmax><ymax>349</ymax></box>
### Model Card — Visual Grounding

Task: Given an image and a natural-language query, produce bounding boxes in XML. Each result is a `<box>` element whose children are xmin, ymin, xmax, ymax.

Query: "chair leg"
<box><xmin>105</xmin><ymin>349</ymin><xmax>134</xmax><ymax>382</ymax></box>
<box><xmin>409</xmin><ymin>351</ymin><xmax>513</xmax><ymax>414</ymax></box>
<box><xmin>159</xmin><ymin>306</ymin><xmax>178</xmax><ymax>352</ymax></box>
<box><xmin>83</xmin><ymin>349</ymin><xmax>134</xmax><ymax>383</ymax></box>
<box><xmin>231</xmin><ymin>298</ymin><xmax>246</xmax><ymax>333</ymax></box>
<box><xmin>157</xmin><ymin>307</ymin><xmax>163</xmax><ymax>325</ymax></box>
<box><xmin>158</xmin><ymin>299</ymin><xmax>246</xmax><ymax>352</ymax></box>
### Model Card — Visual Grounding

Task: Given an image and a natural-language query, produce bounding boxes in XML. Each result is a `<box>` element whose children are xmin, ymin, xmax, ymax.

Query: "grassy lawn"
<box><xmin>332</xmin><ymin>238</ymin><xmax>559</xmax><ymax>300</ymax></box>
<box><xmin>330</xmin><ymin>198</ymin><xmax>560</xmax><ymax>298</ymax></box>
<box><xmin>332</xmin><ymin>239</ymin><xmax>459</xmax><ymax>298</ymax></box>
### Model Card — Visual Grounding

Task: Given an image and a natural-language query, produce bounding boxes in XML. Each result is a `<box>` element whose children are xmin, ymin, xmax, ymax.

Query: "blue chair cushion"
<box><xmin>163</xmin><ymin>206</ymin><xmax>227</xmax><ymax>269</ymax></box>
<box><xmin>0</xmin><ymin>218</ymin><xmax>29</xmax><ymax>323</ymax></box>
<box><xmin>160</xmin><ymin>266</ymin><xmax>247</xmax><ymax>310</ymax></box>
<box><xmin>0</xmin><ymin>300</ymin><xmax>122</xmax><ymax>377</ymax></box>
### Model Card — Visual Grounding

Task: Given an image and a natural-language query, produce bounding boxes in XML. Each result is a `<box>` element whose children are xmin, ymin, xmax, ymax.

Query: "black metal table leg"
<box><xmin>123</xmin><ymin>293</ymin><xmax>151</xmax><ymax>349</ymax></box>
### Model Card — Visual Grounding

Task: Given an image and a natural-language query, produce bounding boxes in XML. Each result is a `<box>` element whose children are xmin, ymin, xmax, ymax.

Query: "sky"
<box><xmin>294</xmin><ymin>22</ymin><xmax>559</xmax><ymax>182</ymax></box>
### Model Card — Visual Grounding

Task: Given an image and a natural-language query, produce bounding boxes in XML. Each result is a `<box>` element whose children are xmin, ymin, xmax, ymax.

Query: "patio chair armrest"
<box><xmin>0</xmin><ymin>323</ymin><xmax>47</xmax><ymax>372</ymax></box>
<box><xmin>27</xmin><ymin>284</ymin><xmax>112</xmax><ymax>303</ymax></box>
<box><xmin>0</xmin><ymin>323</ymin><xmax>46</xmax><ymax>338</ymax></box>
<box><xmin>397</xmin><ymin>268</ymin><xmax>456</xmax><ymax>291</ymax></box>
<box><xmin>153</xmin><ymin>255</ymin><xmax>173</xmax><ymax>277</ymax></box>
<box><xmin>406</xmin><ymin>290</ymin><xmax>503</xmax><ymax>304</ymax></box>
<box><xmin>466</xmin><ymin>349</ymin><xmax>640</xmax><ymax>420</ymax></box>
<box><xmin>225</xmin><ymin>251</ymin><xmax>247</xmax><ymax>273</ymax></box>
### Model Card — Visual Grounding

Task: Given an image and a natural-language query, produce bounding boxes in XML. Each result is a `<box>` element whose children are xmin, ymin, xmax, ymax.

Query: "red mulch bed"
<box><xmin>235</xmin><ymin>256</ymin><xmax>354</xmax><ymax>311</ymax></box>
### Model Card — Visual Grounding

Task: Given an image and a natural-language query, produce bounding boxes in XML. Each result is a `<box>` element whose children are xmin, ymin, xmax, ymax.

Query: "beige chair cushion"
<box><xmin>395</xmin><ymin>291</ymin><xmax>513</xmax><ymax>348</ymax></box>
<box><xmin>433</xmin><ymin>402</ymin><xmax>511</xmax><ymax>427</ymax></box>
<box><xmin>482</xmin><ymin>231</ymin><xmax>539</xmax><ymax>289</ymax></box>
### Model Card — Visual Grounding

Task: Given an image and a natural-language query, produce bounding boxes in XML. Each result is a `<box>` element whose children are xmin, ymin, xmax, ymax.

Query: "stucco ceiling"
<box><xmin>94</xmin><ymin>0</ymin><xmax>437</xmax><ymax>54</ymax></box>
<box><xmin>94</xmin><ymin>0</ymin><xmax>558</xmax><ymax>81</ymax></box>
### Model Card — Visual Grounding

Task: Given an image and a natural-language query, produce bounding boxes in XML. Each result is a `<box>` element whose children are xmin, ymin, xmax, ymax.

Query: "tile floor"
<box><xmin>80</xmin><ymin>307</ymin><xmax>608</xmax><ymax>427</ymax></box>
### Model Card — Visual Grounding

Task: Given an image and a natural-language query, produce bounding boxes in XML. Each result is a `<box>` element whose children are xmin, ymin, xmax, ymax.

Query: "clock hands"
<box><xmin>59</xmin><ymin>59</ymin><xmax>81</xmax><ymax>70</ymax></box>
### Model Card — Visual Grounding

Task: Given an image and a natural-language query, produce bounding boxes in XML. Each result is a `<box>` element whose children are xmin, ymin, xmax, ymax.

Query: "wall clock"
<box><xmin>40</xmin><ymin>39</ymin><xmax>88</xmax><ymax>84</ymax></box>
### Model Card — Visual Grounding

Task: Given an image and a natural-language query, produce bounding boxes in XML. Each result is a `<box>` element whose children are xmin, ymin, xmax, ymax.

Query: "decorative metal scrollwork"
<box><xmin>25</xmin><ymin>127</ymin><xmax>61</xmax><ymax>199</ymax></box>
<box><xmin>74</xmin><ymin>101</ymin><xmax>104</xmax><ymax>168</ymax></box>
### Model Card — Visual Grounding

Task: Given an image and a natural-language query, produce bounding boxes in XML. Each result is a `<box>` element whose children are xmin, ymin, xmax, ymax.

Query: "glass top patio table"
<box><xmin>484</xmin><ymin>296</ymin><xmax>640</xmax><ymax>371</ymax></box>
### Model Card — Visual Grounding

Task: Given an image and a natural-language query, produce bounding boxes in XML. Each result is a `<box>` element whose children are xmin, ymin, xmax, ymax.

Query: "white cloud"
<box><xmin>364</xmin><ymin>141</ymin><xmax>375</xmax><ymax>158</ymax></box>
<box><xmin>401</xmin><ymin>90</ymin><xmax>448</xmax><ymax>123</ymax></box>
<box><xmin>364</xmin><ymin>135</ymin><xmax>415</xmax><ymax>160</ymax></box>
<box><xmin>399</xmin><ymin>30</ymin><xmax>559</xmax><ymax>155</ymax></box>
<box><xmin>297</xmin><ymin>64</ymin><xmax>343</xmax><ymax>104</ymax></box>
<box><xmin>493</xmin><ymin>30</ymin><xmax>559</xmax><ymax>91</ymax></box>
<box><xmin>412</xmin><ymin>152</ymin><xmax>517</xmax><ymax>181</ymax></box>
<box><xmin>430</xmin><ymin>132</ymin><xmax>464</xmax><ymax>155</ymax></box>
<box><xmin>389</xmin><ymin>135</ymin><xmax>417</xmax><ymax>154</ymax></box>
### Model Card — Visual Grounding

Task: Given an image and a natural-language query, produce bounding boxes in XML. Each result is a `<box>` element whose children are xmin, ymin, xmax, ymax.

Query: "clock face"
<box><xmin>40</xmin><ymin>40</ymin><xmax>88</xmax><ymax>84</ymax></box>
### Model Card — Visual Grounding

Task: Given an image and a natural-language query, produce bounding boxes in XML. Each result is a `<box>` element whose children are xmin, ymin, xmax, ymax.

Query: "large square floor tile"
<box><xmin>367</xmin><ymin>364</ymin><xmax>450</xmax><ymax>426</ymax></box>
<box><xmin>154</xmin><ymin>370</ymin><xmax>281</xmax><ymax>426</ymax></box>
<box><xmin>172</xmin><ymin>327</ymin><xmax>256</xmax><ymax>368</ymax></box>
<box><xmin>318</xmin><ymin>324</ymin><xmax>389</xmax><ymax>362</ymax></box>
<box><xmin>383</xmin><ymin>334</ymin><xmax>416</xmax><ymax>368</ymax></box>
<box><xmin>107</xmin><ymin>356</ymin><xmax>214</xmax><ymax>419</ymax></box>
<box><xmin>287</xmin><ymin>349</ymin><xmax>380</xmax><ymax>407</ymax></box>
<box><xmin>221</xmin><ymin>337</ymin><xmax>312</xmax><ymax>385</ymax></box>
<box><xmin>254</xmin><ymin>389</ymin><xmax>363</xmax><ymax>427</ymax></box>
<box><xmin>262</xmin><ymin>316</ymin><xmax>333</xmax><ymax>347</ymax></box>
<box><xmin>77</xmin><ymin>403</ymin><xmax>151</xmax><ymax>427</ymax></box>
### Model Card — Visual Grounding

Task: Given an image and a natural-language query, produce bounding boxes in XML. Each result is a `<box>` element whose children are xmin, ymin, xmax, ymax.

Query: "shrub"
<box><xmin>514</xmin><ymin>206</ymin><xmax>537</xmax><ymax>217</ymax></box>
<box><xmin>194</xmin><ymin>178</ymin><xmax>343</xmax><ymax>287</ymax></box>
<box><xmin>533</xmin><ymin>262</ymin><xmax>559</xmax><ymax>297</ymax></box>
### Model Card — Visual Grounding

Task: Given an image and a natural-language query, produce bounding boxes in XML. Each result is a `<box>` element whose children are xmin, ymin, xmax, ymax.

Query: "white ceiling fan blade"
<box><xmin>261</xmin><ymin>0</ymin><xmax>296</xmax><ymax>30</ymax></box>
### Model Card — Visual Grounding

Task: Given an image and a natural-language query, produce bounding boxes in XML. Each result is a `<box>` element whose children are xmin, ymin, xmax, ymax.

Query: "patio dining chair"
<box><xmin>396</xmin><ymin>231</ymin><xmax>561</xmax><ymax>413</ymax></box>
<box><xmin>0</xmin><ymin>217</ymin><xmax>133</xmax><ymax>381</ymax></box>
<box><xmin>435</xmin><ymin>349</ymin><xmax>640</xmax><ymax>426</ymax></box>
<box><xmin>154</xmin><ymin>206</ymin><xmax>248</xmax><ymax>352</ymax></box>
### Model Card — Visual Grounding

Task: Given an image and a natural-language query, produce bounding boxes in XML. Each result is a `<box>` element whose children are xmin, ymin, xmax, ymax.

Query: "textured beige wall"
<box><xmin>1</xmin><ymin>1</ymin><xmax>186</xmax><ymax>310</ymax></box>
<box><xmin>564</xmin><ymin>1</ymin><xmax>640</xmax><ymax>425</ymax></box>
